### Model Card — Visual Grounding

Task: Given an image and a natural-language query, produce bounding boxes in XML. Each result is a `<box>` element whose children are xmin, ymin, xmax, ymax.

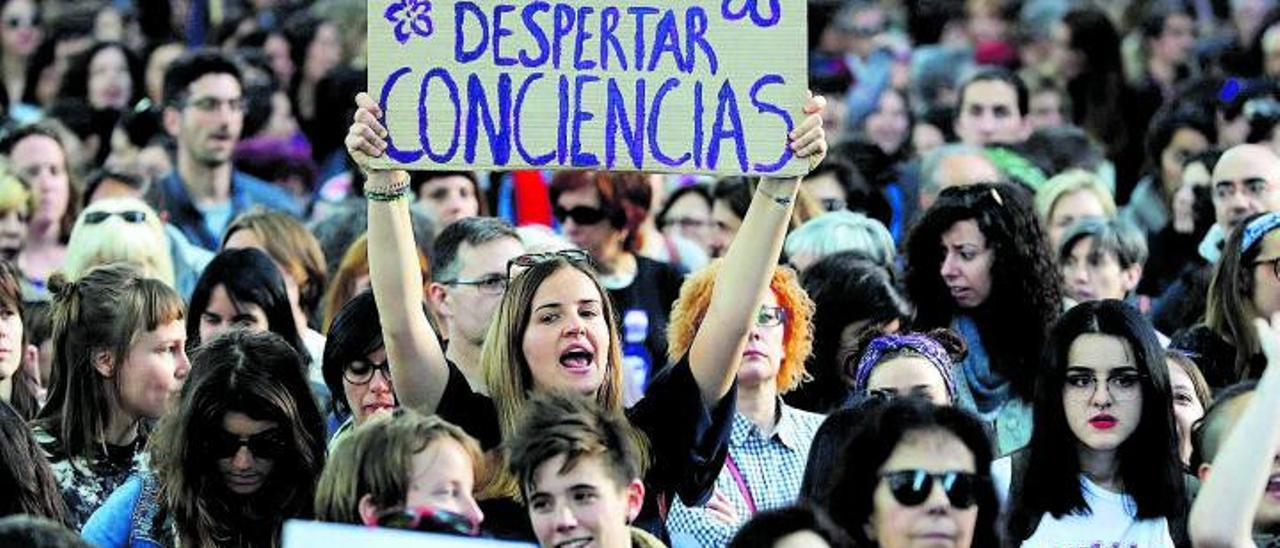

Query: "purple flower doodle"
<box><xmin>385</xmin><ymin>0</ymin><xmax>434</xmax><ymax>44</ymax></box>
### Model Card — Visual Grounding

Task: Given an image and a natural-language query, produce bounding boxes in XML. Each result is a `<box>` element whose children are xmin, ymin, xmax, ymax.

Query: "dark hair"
<box><xmin>81</xmin><ymin>169</ymin><xmax>148</xmax><ymax>209</ymax></box>
<box><xmin>958</xmin><ymin>67</ymin><xmax>1029</xmax><ymax>117</ymax></box>
<box><xmin>712</xmin><ymin>176</ymin><xmax>754</xmax><ymax>221</ymax></box>
<box><xmin>186</xmin><ymin>248</ymin><xmax>304</xmax><ymax>358</ymax></box>
<box><xmin>1062</xmin><ymin>7</ymin><xmax>1130</xmax><ymax>159</ymax></box>
<box><xmin>905</xmin><ymin>183</ymin><xmax>1063</xmax><ymax>401</ymax></box>
<box><xmin>824</xmin><ymin>398</ymin><xmax>999</xmax><ymax>547</ymax></box>
<box><xmin>656</xmin><ymin>184</ymin><xmax>713</xmax><ymax>230</ymax></box>
<box><xmin>1189</xmin><ymin>380</ymin><xmax>1257</xmax><ymax>470</ymax></box>
<box><xmin>728</xmin><ymin>505</ymin><xmax>853</xmax><ymax>548</ymax></box>
<box><xmin>57</xmin><ymin>42</ymin><xmax>144</xmax><ymax>111</ymax></box>
<box><xmin>506</xmin><ymin>391</ymin><xmax>648</xmax><ymax>503</ymax></box>
<box><xmin>0</xmin><ymin>402</ymin><xmax>71</xmax><ymax>526</ymax></box>
<box><xmin>430</xmin><ymin>216</ymin><xmax>519</xmax><ymax>283</ymax></box>
<box><xmin>0</xmin><ymin>515</ymin><xmax>89</xmax><ymax>548</ymax></box>
<box><xmin>797</xmin><ymin>405</ymin><xmax>866</xmax><ymax>509</ymax></box>
<box><xmin>0</xmin><ymin>261</ymin><xmax>33</xmax><ymax>419</ymax></box>
<box><xmin>409</xmin><ymin>170</ymin><xmax>488</xmax><ymax>216</ymax></box>
<box><xmin>785</xmin><ymin>252</ymin><xmax>911</xmax><ymax>413</ymax></box>
<box><xmin>161</xmin><ymin>48</ymin><xmax>242</xmax><ymax>107</ymax></box>
<box><xmin>1145</xmin><ymin>104</ymin><xmax>1216</xmax><ymax>188</ymax></box>
<box><xmin>1207</xmin><ymin>212</ymin><xmax>1275</xmax><ymax>381</ymax></box>
<box><xmin>1019</xmin><ymin>125</ymin><xmax>1106</xmax><ymax>177</ymax></box>
<box><xmin>1006</xmin><ymin>300</ymin><xmax>1185</xmax><ymax>544</ymax></box>
<box><xmin>148</xmin><ymin>329</ymin><xmax>325</xmax><ymax>548</ymax></box>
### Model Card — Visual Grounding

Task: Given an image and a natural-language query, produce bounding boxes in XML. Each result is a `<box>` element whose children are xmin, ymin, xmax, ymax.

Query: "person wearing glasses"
<box><xmin>61</xmin><ymin>198</ymin><xmax>174</xmax><ymax>288</ymax></box>
<box><xmin>155</xmin><ymin>49</ymin><xmax>298</xmax><ymax>252</ymax></box>
<box><xmin>656</xmin><ymin>184</ymin><xmax>715</xmax><ymax>258</ymax></box>
<box><xmin>999</xmin><ymin>300</ymin><xmax>1187</xmax><ymax>546</ymax></box>
<box><xmin>82</xmin><ymin>329</ymin><xmax>325</xmax><ymax>548</ymax></box>
<box><xmin>1174</xmin><ymin>211</ymin><xmax>1280</xmax><ymax>389</ymax></box>
<box><xmin>662</xmin><ymin>261</ymin><xmax>824</xmax><ymax>546</ymax></box>
<box><xmin>905</xmin><ymin>182</ymin><xmax>1062</xmax><ymax>455</ymax></box>
<box><xmin>316</xmin><ymin>407</ymin><xmax>485</xmax><ymax>535</ymax></box>
<box><xmin>822</xmin><ymin>397</ymin><xmax>999</xmax><ymax>548</ymax></box>
<box><xmin>31</xmin><ymin>264</ymin><xmax>188</xmax><ymax>529</ymax></box>
<box><xmin>549</xmin><ymin>171</ymin><xmax>685</xmax><ymax>379</ymax></box>
<box><xmin>346</xmin><ymin>88</ymin><xmax>827</xmax><ymax>538</ymax></box>
<box><xmin>426</xmin><ymin>217</ymin><xmax>525</xmax><ymax>392</ymax></box>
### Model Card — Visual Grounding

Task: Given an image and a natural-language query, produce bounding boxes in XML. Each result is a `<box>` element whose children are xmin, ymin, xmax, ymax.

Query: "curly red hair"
<box><xmin>666</xmin><ymin>260</ymin><xmax>815</xmax><ymax>393</ymax></box>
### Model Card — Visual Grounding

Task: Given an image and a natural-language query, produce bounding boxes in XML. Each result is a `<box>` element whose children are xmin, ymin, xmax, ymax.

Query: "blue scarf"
<box><xmin>953</xmin><ymin>315</ymin><xmax>1010</xmax><ymax>415</ymax></box>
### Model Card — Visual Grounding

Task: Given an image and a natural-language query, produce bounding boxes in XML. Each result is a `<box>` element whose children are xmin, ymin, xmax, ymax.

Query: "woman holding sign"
<box><xmin>346</xmin><ymin>90</ymin><xmax>826</xmax><ymax>538</ymax></box>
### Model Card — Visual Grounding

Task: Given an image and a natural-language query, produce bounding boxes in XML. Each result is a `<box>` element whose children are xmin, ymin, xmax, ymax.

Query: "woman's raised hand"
<box><xmin>345</xmin><ymin>92</ymin><xmax>406</xmax><ymax>186</ymax></box>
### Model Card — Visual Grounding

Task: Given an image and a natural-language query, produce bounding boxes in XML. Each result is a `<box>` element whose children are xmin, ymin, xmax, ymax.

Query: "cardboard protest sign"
<box><xmin>367</xmin><ymin>0</ymin><xmax>809</xmax><ymax>176</ymax></box>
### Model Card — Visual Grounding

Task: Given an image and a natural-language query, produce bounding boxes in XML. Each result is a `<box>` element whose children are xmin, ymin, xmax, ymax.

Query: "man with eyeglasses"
<box><xmin>428</xmin><ymin>216</ymin><xmax>525</xmax><ymax>391</ymax></box>
<box><xmin>156</xmin><ymin>49</ymin><xmax>299</xmax><ymax>251</ymax></box>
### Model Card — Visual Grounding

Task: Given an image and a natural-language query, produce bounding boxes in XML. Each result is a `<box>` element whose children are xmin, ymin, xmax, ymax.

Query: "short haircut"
<box><xmin>81</xmin><ymin>169</ymin><xmax>148</xmax><ymax>209</ymax></box>
<box><xmin>1190</xmin><ymin>381</ymin><xmax>1257</xmax><ymax>470</ymax></box>
<box><xmin>958</xmin><ymin>67</ymin><xmax>1029</xmax><ymax>117</ymax></box>
<box><xmin>1057</xmin><ymin>217</ymin><xmax>1148</xmax><ymax>269</ymax></box>
<box><xmin>161</xmin><ymin>48</ymin><xmax>242</xmax><ymax>107</ymax></box>
<box><xmin>1145</xmin><ymin>104</ymin><xmax>1217</xmax><ymax>175</ymax></box>
<box><xmin>784</xmin><ymin>210</ymin><xmax>895</xmax><ymax>270</ymax></box>
<box><xmin>919</xmin><ymin>143</ymin><xmax>990</xmax><ymax>199</ymax></box>
<box><xmin>408</xmin><ymin>170</ymin><xmax>488</xmax><ymax>216</ymax></box>
<box><xmin>506</xmin><ymin>391</ymin><xmax>649</xmax><ymax>503</ymax></box>
<box><xmin>430</xmin><ymin>216</ymin><xmax>519</xmax><ymax>282</ymax></box>
<box><xmin>656</xmin><ymin>184</ymin><xmax>713</xmax><ymax>229</ymax></box>
<box><xmin>315</xmin><ymin>408</ymin><xmax>484</xmax><ymax>524</ymax></box>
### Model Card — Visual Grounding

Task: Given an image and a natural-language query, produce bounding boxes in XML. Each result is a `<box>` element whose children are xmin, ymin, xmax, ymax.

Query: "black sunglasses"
<box><xmin>206</xmin><ymin>428</ymin><xmax>288</xmax><ymax>460</ymax></box>
<box><xmin>369</xmin><ymin>506</ymin><xmax>480</xmax><ymax>537</ymax></box>
<box><xmin>507</xmin><ymin>249</ymin><xmax>595</xmax><ymax>278</ymax></box>
<box><xmin>84</xmin><ymin>210</ymin><xmax>147</xmax><ymax>224</ymax></box>
<box><xmin>880</xmin><ymin>470</ymin><xmax>982</xmax><ymax>509</ymax></box>
<box><xmin>553</xmin><ymin>205</ymin><xmax>608</xmax><ymax>225</ymax></box>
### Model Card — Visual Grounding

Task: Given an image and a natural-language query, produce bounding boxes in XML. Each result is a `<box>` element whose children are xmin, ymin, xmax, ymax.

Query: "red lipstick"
<box><xmin>1089</xmin><ymin>414</ymin><xmax>1118</xmax><ymax>430</ymax></box>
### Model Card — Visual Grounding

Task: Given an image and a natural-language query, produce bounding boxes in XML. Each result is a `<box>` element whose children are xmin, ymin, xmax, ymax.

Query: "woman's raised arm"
<box><xmin>345</xmin><ymin>92</ymin><xmax>450</xmax><ymax>413</ymax></box>
<box><xmin>688</xmin><ymin>94</ymin><xmax>827</xmax><ymax>407</ymax></box>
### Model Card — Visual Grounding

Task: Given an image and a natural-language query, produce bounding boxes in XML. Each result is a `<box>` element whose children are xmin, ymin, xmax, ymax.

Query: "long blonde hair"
<box><xmin>480</xmin><ymin>258</ymin><xmax>625</xmax><ymax>498</ymax></box>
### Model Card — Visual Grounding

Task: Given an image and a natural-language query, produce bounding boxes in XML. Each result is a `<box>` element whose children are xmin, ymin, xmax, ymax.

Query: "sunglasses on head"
<box><xmin>507</xmin><ymin>249</ymin><xmax>596</xmax><ymax>278</ymax></box>
<box><xmin>206</xmin><ymin>428</ymin><xmax>288</xmax><ymax>460</ymax></box>
<box><xmin>368</xmin><ymin>506</ymin><xmax>480</xmax><ymax>537</ymax></box>
<box><xmin>880</xmin><ymin>470</ymin><xmax>982</xmax><ymax>509</ymax></box>
<box><xmin>84</xmin><ymin>210</ymin><xmax>146</xmax><ymax>224</ymax></box>
<box><xmin>553</xmin><ymin>205</ymin><xmax>609</xmax><ymax>225</ymax></box>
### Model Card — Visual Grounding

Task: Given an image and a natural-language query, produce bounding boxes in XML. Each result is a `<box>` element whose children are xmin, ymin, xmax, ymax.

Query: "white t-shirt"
<box><xmin>991</xmin><ymin>456</ymin><xmax>1175</xmax><ymax>548</ymax></box>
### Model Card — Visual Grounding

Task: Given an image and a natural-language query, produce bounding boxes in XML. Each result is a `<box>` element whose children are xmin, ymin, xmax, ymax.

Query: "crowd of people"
<box><xmin>7</xmin><ymin>0</ymin><xmax>1280</xmax><ymax>547</ymax></box>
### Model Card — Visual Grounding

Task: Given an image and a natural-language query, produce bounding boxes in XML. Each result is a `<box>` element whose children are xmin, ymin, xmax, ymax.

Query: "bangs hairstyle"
<box><xmin>34</xmin><ymin>263</ymin><xmax>185</xmax><ymax>464</ymax></box>
<box><xmin>0</xmin><ymin>260</ymin><xmax>35</xmax><ymax>419</ymax></box>
<box><xmin>187</xmin><ymin>248</ymin><xmax>304</xmax><ymax>356</ymax></box>
<box><xmin>1034</xmin><ymin>169</ymin><xmax>1117</xmax><ymax>225</ymax></box>
<box><xmin>149</xmin><ymin>329</ymin><xmax>324</xmax><ymax>547</ymax></box>
<box><xmin>507</xmin><ymin>391</ymin><xmax>649</xmax><ymax>504</ymax></box>
<box><xmin>322</xmin><ymin>291</ymin><xmax>440</xmax><ymax>416</ymax></box>
<box><xmin>63</xmin><ymin>198</ymin><xmax>174</xmax><ymax>287</ymax></box>
<box><xmin>1006</xmin><ymin>300</ymin><xmax>1184</xmax><ymax>543</ymax></box>
<box><xmin>223</xmin><ymin>208</ymin><xmax>328</xmax><ymax>320</ymax></box>
<box><xmin>1207</xmin><ymin>212</ymin><xmax>1273</xmax><ymax>380</ymax></box>
<box><xmin>666</xmin><ymin>260</ymin><xmax>814</xmax><ymax>393</ymax></box>
<box><xmin>824</xmin><ymin>397</ymin><xmax>999</xmax><ymax>548</ymax></box>
<box><xmin>315</xmin><ymin>408</ymin><xmax>485</xmax><ymax>524</ymax></box>
<box><xmin>481</xmin><ymin>258</ymin><xmax>624</xmax><ymax>499</ymax></box>
<box><xmin>904</xmin><ymin>182</ymin><xmax>1062</xmax><ymax>401</ymax></box>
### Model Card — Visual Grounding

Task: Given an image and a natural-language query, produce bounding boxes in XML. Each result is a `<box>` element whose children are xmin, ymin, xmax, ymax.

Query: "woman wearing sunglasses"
<box><xmin>82</xmin><ymin>329</ymin><xmax>326</xmax><ymax>548</ymax></box>
<box><xmin>62</xmin><ymin>198</ymin><xmax>174</xmax><ymax>288</ymax></box>
<box><xmin>346</xmin><ymin>89</ymin><xmax>828</xmax><ymax>538</ymax></box>
<box><xmin>1000</xmin><ymin>300</ymin><xmax>1187</xmax><ymax>546</ymax></box>
<box><xmin>315</xmin><ymin>407</ymin><xmax>484</xmax><ymax>534</ymax></box>
<box><xmin>822</xmin><ymin>397</ymin><xmax>999</xmax><ymax>548</ymax></box>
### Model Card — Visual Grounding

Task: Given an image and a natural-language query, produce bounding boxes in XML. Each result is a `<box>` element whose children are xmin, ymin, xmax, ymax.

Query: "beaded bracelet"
<box><xmin>366</xmin><ymin>186</ymin><xmax>409</xmax><ymax>202</ymax></box>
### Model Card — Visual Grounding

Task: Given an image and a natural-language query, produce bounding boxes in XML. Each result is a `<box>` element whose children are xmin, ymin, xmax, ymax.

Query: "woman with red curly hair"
<box><xmin>663</xmin><ymin>261</ymin><xmax>822</xmax><ymax>547</ymax></box>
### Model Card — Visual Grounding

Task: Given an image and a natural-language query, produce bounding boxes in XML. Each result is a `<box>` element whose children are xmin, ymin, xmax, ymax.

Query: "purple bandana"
<box><xmin>853</xmin><ymin>333</ymin><xmax>957</xmax><ymax>399</ymax></box>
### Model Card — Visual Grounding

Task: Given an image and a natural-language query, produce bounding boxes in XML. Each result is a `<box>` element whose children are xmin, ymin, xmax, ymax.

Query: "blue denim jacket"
<box><xmin>82</xmin><ymin>474</ymin><xmax>172</xmax><ymax>548</ymax></box>
<box><xmin>157</xmin><ymin>170</ymin><xmax>301</xmax><ymax>251</ymax></box>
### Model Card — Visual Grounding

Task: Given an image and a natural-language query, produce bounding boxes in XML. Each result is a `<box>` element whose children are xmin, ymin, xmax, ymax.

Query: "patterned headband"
<box><xmin>1241</xmin><ymin>212</ymin><xmax>1280</xmax><ymax>253</ymax></box>
<box><xmin>853</xmin><ymin>333</ymin><xmax>957</xmax><ymax>399</ymax></box>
